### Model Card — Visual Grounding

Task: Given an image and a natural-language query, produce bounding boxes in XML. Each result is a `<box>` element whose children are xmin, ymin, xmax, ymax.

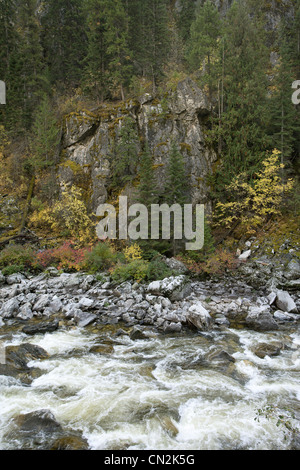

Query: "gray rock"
<box><xmin>6</xmin><ymin>273</ymin><xmax>26</xmax><ymax>285</ymax></box>
<box><xmin>186</xmin><ymin>301</ymin><xmax>213</xmax><ymax>331</ymax></box>
<box><xmin>147</xmin><ymin>275</ymin><xmax>191</xmax><ymax>301</ymax></box>
<box><xmin>22</xmin><ymin>319</ymin><xmax>59</xmax><ymax>336</ymax></box>
<box><xmin>33</xmin><ymin>294</ymin><xmax>51</xmax><ymax>312</ymax></box>
<box><xmin>239</xmin><ymin>250</ymin><xmax>252</xmax><ymax>261</ymax></box>
<box><xmin>43</xmin><ymin>297</ymin><xmax>63</xmax><ymax>316</ymax></box>
<box><xmin>75</xmin><ymin>312</ymin><xmax>97</xmax><ymax>327</ymax></box>
<box><xmin>17</xmin><ymin>303</ymin><xmax>33</xmax><ymax>320</ymax></box>
<box><xmin>163</xmin><ymin>257</ymin><xmax>188</xmax><ymax>274</ymax></box>
<box><xmin>0</xmin><ymin>343</ymin><xmax>48</xmax><ymax>384</ymax></box>
<box><xmin>275</xmin><ymin>290</ymin><xmax>297</xmax><ymax>313</ymax></box>
<box><xmin>14</xmin><ymin>409</ymin><xmax>62</xmax><ymax>434</ymax></box>
<box><xmin>252</xmin><ymin>342</ymin><xmax>283</xmax><ymax>359</ymax></box>
<box><xmin>273</xmin><ymin>310</ymin><xmax>297</xmax><ymax>322</ymax></box>
<box><xmin>163</xmin><ymin>321</ymin><xmax>182</xmax><ymax>333</ymax></box>
<box><xmin>284</xmin><ymin>259</ymin><xmax>300</xmax><ymax>280</ymax></box>
<box><xmin>45</xmin><ymin>267</ymin><xmax>60</xmax><ymax>277</ymax></box>
<box><xmin>0</xmin><ymin>298</ymin><xmax>20</xmax><ymax>318</ymax></box>
<box><xmin>129</xmin><ymin>326</ymin><xmax>149</xmax><ymax>340</ymax></box>
<box><xmin>78</xmin><ymin>297</ymin><xmax>94</xmax><ymax>309</ymax></box>
<box><xmin>0</xmin><ymin>271</ymin><xmax>5</xmax><ymax>285</ymax></box>
<box><xmin>267</xmin><ymin>292</ymin><xmax>277</xmax><ymax>305</ymax></box>
<box><xmin>245</xmin><ymin>306</ymin><xmax>278</xmax><ymax>331</ymax></box>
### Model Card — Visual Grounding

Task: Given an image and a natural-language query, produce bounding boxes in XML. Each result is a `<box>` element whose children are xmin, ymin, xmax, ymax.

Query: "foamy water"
<box><xmin>0</xmin><ymin>324</ymin><xmax>299</xmax><ymax>450</ymax></box>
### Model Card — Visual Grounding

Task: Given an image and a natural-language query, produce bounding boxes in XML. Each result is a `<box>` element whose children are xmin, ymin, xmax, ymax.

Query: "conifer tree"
<box><xmin>268</xmin><ymin>2</ymin><xmax>300</xmax><ymax>169</ymax></box>
<box><xmin>103</xmin><ymin>0</ymin><xmax>132</xmax><ymax>100</ymax></box>
<box><xmin>210</xmin><ymin>0</ymin><xmax>271</xmax><ymax>187</ymax></box>
<box><xmin>164</xmin><ymin>141</ymin><xmax>188</xmax><ymax>255</ymax></box>
<box><xmin>17</xmin><ymin>0</ymin><xmax>45</xmax><ymax>128</ymax></box>
<box><xmin>0</xmin><ymin>0</ymin><xmax>23</xmax><ymax>129</ymax></box>
<box><xmin>187</xmin><ymin>0</ymin><xmax>221</xmax><ymax>101</ymax></box>
<box><xmin>138</xmin><ymin>143</ymin><xmax>156</xmax><ymax>208</ymax></box>
<box><xmin>84</xmin><ymin>0</ymin><xmax>132</xmax><ymax>101</ymax></box>
<box><xmin>41</xmin><ymin>0</ymin><xmax>86</xmax><ymax>88</ymax></box>
<box><xmin>164</xmin><ymin>141</ymin><xmax>188</xmax><ymax>206</ymax></box>
<box><xmin>126</xmin><ymin>0</ymin><xmax>170</xmax><ymax>92</ymax></box>
<box><xmin>110</xmin><ymin>116</ymin><xmax>139</xmax><ymax>190</ymax></box>
<box><xmin>29</xmin><ymin>94</ymin><xmax>60</xmax><ymax>170</ymax></box>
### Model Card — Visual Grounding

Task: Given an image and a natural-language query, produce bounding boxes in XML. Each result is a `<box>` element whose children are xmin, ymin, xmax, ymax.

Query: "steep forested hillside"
<box><xmin>0</xmin><ymin>0</ymin><xmax>299</xmax><ymax>274</ymax></box>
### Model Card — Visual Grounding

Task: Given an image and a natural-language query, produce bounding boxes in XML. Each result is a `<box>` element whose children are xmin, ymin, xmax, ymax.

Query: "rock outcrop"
<box><xmin>60</xmin><ymin>78</ymin><xmax>217</xmax><ymax>212</ymax></box>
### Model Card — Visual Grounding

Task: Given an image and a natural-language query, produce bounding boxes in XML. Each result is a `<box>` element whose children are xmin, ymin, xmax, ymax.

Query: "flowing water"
<box><xmin>0</xmin><ymin>321</ymin><xmax>299</xmax><ymax>450</ymax></box>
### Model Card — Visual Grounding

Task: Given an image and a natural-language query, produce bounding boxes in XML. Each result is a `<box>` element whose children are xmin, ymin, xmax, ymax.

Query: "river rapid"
<box><xmin>0</xmin><ymin>318</ymin><xmax>299</xmax><ymax>450</ymax></box>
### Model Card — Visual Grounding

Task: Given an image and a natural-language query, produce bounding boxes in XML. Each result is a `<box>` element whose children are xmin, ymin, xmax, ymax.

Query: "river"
<box><xmin>0</xmin><ymin>319</ymin><xmax>299</xmax><ymax>450</ymax></box>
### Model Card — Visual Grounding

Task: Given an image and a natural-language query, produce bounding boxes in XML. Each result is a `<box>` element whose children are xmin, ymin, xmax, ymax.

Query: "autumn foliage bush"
<box><xmin>34</xmin><ymin>241</ymin><xmax>90</xmax><ymax>272</ymax></box>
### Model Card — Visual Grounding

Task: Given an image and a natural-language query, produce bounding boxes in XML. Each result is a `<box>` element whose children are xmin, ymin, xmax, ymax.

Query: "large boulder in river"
<box><xmin>275</xmin><ymin>290</ymin><xmax>297</xmax><ymax>313</ymax></box>
<box><xmin>245</xmin><ymin>305</ymin><xmax>279</xmax><ymax>331</ymax></box>
<box><xmin>0</xmin><ymin>343</ymin><xmax>48</xmax><ymax>384</ymax></box>
<box><xmin>22</xmin><ymin>319</ymin><xmax>59</xmax><ymax>336</ymax></box>
<box><xmin>147</xmin><ymin>275</ymin><xmax>191</xmax><ymax>302</ymax></box>
<box><xmin>7</xmin><ymin>409</ymin><xmax>89</xmax><ymax>450</ymax></box>
<box><xmin>186</xmin><ymin>301</ymin><xmax>213</xmax><ymax>331</ymax></box>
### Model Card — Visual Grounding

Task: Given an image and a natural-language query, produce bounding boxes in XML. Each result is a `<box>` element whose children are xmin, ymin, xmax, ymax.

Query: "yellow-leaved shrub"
<box><xmin>29</xmin><ymin>184</ymin><xmax>96</xmax><ymax>245</ymax></box>
<box><xmin>214</xmin><ymin>149</ymin><xmax>294</xmax><ymax>236</ymax></box>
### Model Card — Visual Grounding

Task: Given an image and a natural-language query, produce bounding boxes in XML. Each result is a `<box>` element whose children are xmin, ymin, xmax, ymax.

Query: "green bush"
<box><xmin>85</xmin><ymin>242</ymin><xmax>117</xmax><ymax>273</ymax></box>
<box><xmin>110</xmin><ymin>259</ymin><xmax>149</xmax><ymax>282</ymax></box>
<box><xmin>1</xmin><ymin>264</ymin><xmax>25</xmax><ymax>276</ymax></box>
<box><xmin>0</xmin><ymin>244</ymin><xmax>36</xmax><ymax>271</ymax></box>
<box><xmin>146</xmin><ymin>256</ymin><xmax>173</xmax><ymax>280</ymax></box>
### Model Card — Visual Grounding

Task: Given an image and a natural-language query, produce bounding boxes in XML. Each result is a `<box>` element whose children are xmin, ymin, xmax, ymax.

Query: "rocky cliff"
<box><xmin>59</xmin><ymin>78</ymin><xmax>217</xmax><ymax>213</ymax></box>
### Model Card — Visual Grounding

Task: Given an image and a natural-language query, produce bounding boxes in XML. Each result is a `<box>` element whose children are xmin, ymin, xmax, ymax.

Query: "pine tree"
<box><xmin>0</xmin><ymin>0</ymin><xmax>23</xmax><ymax>130</ymax></box>
<box><xmin>103</xmin><ymin>0</ymin><xmax>132</xmax><ymax>100</ymax></box>
<box><xmin>210</xmin><ymin>0</ymin><xmax>271</xmax><ymax>186</ymax></box>
<box><xmin>110</xmin><ymin>116</ymin><xmax>139</xmax><ymax>190</ymax></box>
<box><xmin>41</xmin><ymin>0</ymin><xmax>87</xmax><ymax>88</ymax></box>
<box><xmin>138</xmin><ymin>143</ymin><xmax>156</xmax><ymax>208</ymax></box>
<box><xmin>163</xmin><ymin>141</ymin><xmax>188</xmax><ymax>255</ymax></box>
<box><xmin>176</xmin><ymin>0</ymin><xmax>197</xmax><ymax>43</ymax></box>
<box><xmin>187</xmin><ymin>0</ymin><xmax>221</xmax><ymax>101</ymax></box>
<box><xmin>83</xmin><ymin>0</ymin><xmax>110</xmax><ymax>101</ymax></box>
<box><xmin>267</xmin><ymin>2</ymin><xmax>300</xmax><ymax>170</ymax></box>
<box><xmin>164</xmin><ymin>141</ymin><xmax>188</xmax><ymax>206</ymax></box>
<box><xmin>84</xmin><ymin>0</ymin><xmax>132</xmax><ymax>101</ymax></box>
<box><xmin>145</xmin><ymin>0</ymin><xmax>170</xmax><ymax>93</ymax></box>
<box><xmin>17</xmin><ymin>0</ymin><xmax>45</xmax><ymax>128</ymax></box>
<box><xmin>29</xmin><ymin>94</ymin><xmax>60</xmax><ymax>170</ymax></box>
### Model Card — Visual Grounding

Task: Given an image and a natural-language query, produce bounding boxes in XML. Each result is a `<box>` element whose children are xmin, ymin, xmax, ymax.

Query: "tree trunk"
<box><xmin>18</xmin><ymin>173</ymin><xmax>35</xmax><ymax>234</ymax></box>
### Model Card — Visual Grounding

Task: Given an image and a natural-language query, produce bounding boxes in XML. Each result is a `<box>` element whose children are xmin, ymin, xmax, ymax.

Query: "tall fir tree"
<box><xmin>102</xmin><ymin>0</ymin><xmax>132</xmax><ymax>100</ymax></box>
<box><xmin>138</xmin><ymin>143</ymin><xmax>156</xmax><ymax>208</ymax></box>
<box><xmin>110</xmin><ymin>116</ymin><xmax>139</xmax><ymax>191</ymax></box>
<box><xmin>164</xmin><ymin>141</ymin><xmax>188</xmax><ymax>255</ymax></box>
<box><xmin>0</xmin><ymin>0</ymin><xmax>23</xmax><ymax>130</ymax></box>
<box><xmin>187</xmin><ymin>0</ymin><xmax>221</xmax><ymax>101</ymax></box>
<box><xmin>83</xmin><ymin>0</ymin><xmax>110</xmax><ymax>101</ymax></box>
<box><xmin>84</xmin><ymin>0</ymin><xmax>132</xmax><ymax>101</ymax></box>
<box><xmin>209</xmin><ymin>0</ymin><xmax>271</xmax><ymax>191</ymax></box>
<box><xmin>17</xmin><ymin>0</ymin><xmax>45</xmax><ymax>129</ymax></box>
<box><xmin>268</xmin><ymin>24</ymin><xmax>300</xmax><ymax>170</ymax></box>
<box><xmin>29</xmin><ymin>94</ymin><xmax>60</xmax><ymax>170</ymax></box>
<box><xmin>41</xmin><ymin>0</ymin><xmax>87</xmax><ymax>88</ymax></box>
<box><xmin>126</xmin><ymin>0</ymin><xmax>170</xmax><ymax>92</ymax></box>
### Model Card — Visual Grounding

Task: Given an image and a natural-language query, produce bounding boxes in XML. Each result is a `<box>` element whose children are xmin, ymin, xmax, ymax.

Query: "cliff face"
<box><xmin>60</xmin><ymin>78</ymin><xmax>217</xmax><ymax>212</ymax></box>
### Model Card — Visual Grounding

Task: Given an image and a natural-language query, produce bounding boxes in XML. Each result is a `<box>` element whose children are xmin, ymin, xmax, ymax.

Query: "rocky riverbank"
<box><xmin>0</xmin><ymin>253</ymin><xmax>299</xmax><ymax>337</ymax></box>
